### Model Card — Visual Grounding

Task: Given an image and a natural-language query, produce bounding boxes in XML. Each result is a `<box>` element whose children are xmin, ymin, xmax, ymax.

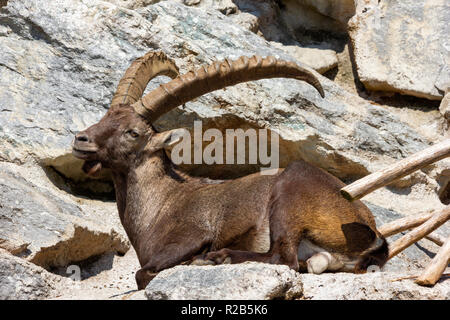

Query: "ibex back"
<box><xmin>72</xmin><ymin>51</ymin><xmax>388</xmax><ymax>289</ymax></box>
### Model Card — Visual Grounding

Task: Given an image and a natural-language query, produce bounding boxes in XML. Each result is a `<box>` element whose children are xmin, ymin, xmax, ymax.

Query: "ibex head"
<box><xmin>73</xmin><ymin>51</ymin><xmax>324</xmax><ymax>176</ymax></box>
<box><xmin>73</xmin><ymin>104</ymin><xmax>184</xmax><ymax>175</ymax></box>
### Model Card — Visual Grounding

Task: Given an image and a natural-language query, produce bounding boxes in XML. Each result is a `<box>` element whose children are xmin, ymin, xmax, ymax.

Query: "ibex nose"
<box><xmin>75</xmin><ymin>132</ymin><xmax>90</xmax><ymax>143</ymax></box>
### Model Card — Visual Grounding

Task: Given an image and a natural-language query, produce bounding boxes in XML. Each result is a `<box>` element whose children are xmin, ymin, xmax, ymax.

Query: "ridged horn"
<box><xmin>111</xmin><ymin>51</ymin><xmax>179</xmax><ymax>106</ymax></box>
<box><xmin>131</xmin><ymin>55</ymin><xmax>325</xmax><ymax>122</ymax></box>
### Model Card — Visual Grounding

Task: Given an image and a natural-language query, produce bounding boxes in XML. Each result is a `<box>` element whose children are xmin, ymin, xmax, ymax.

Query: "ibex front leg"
<box><xmin>136</xmin><ymin>235</ymin><xmax>214</xmax><ymax>290</ymax></box>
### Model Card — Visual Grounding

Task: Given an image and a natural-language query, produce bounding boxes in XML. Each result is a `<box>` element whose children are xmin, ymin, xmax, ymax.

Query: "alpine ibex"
<box><xmin>72</xmin><ymin>51</ymin><xmax>388</xmax><ymax>289</ymax></box>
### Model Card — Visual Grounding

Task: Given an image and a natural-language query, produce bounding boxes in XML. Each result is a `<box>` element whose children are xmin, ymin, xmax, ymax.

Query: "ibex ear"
<box><xmin>147</xmin><ymin>128</ymin><xmax>189</xmax><ymax>152</ymax></box>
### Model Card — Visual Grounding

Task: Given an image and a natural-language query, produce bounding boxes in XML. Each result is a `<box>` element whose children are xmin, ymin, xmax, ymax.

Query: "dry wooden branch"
<box><xmin>379</xmin><ymin>211</ymin><xmax>434</xmax><ymax>237</ymax></box>
<box><xmin>340</xmin><ymin>139</ymin><xmax>450</xmax><ymax>201</ymax></box>
<box><xmin>378</xmin><ymin>211</ymin><xmax>446</xmax><ymax>245</ymax></box>
<box><xmin>388</xmin><ymin>206</ymin><xmax>450</xmax><ymax>259</ymax></box>
<box><xmin>415</xmin><ymin>236</ymin><xmax>450</xmax><ymax>286</ymax></box>
<box><xmin>390</xmin><ymin>273</ymin><xmax>450</xmax><ymax>282</ymax></box>
<box><xmin>425</xmin><ymin>233</ymin><xmax>445</xmax><ymax>247</ymax></box>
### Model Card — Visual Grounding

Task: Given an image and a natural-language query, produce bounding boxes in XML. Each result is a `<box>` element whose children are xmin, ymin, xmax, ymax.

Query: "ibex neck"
<box><xmin>111</xmin><ymin>151</ymin><xmax>182</xmax><ymax>252</ymax></box>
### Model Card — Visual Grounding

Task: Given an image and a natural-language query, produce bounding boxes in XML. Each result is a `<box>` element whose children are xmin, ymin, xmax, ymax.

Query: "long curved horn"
<box><xmin>111</xmin><ymin>51</ymin><xmax>179</xmax><ymax>106</ymax></box>
<box><xmin>131</xmin><ymin>55</ymin><xmax>324</xmax><ymax>122</ymax></box>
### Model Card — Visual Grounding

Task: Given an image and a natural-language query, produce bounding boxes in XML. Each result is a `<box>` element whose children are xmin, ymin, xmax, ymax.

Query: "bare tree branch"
<box><xmin>415</xmin><ymin>236</ymin><xmax>450</xmax><ymax>286</ymax></box>
<box><xmin>388</xmin><ymin>206</ymin><xmax>450</xmax><ymax>260</ymax></box>
<box><xmin>379</xmin><ymin>211</ymin><xmax>434</xmax><ymax>237</ymax></box>
<box><xmin>341</xmin><ymin>139</ymin><xmax>450</xmax><ymax>201</ymax></box>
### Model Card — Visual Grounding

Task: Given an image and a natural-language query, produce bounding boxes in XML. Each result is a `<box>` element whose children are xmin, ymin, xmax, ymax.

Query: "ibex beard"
<box><xmin>72</xmin><ymin>52</ymin><xmax>388</xmax><ymax>290</ymax></box>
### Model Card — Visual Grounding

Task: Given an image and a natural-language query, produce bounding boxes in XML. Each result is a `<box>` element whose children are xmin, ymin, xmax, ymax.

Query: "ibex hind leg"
<box><xmin>193</xmin><ymin>227</ymin><xmax>302</xmax><ymax>270</ymax></box>
<box><xmin>190</xmin><ymin>225</ymin><xmax>279</xmax><ymax>266</ymax></box>
<box><xmin>193</xmin><ymin>201</ymin><xmax>304</xmax><ymax>270</ymax></box>
<box><xmin>193</xmin><ymin>242</ymin><xmax>301</xmax><ymax>270</ymax></box>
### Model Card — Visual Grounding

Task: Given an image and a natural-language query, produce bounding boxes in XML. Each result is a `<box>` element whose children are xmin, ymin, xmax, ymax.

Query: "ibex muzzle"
<box><xmin>72</xmin><ymin>51</ymin><xmax>388</xmax><ymax>290</ymax></box>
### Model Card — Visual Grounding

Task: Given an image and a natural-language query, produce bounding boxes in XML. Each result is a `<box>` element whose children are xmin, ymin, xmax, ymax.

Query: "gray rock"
<box><xmin>282</xmin><ymin>0</ymin><xmax>377</xmax><ymax>26</ymax></box>
<box><xmin>186</xmin><ymin>0</ymin><xmax>237</xmax><ymax>15</ymax></box>
<box><xmin>163</xmin><ymin>2</ymin><xmax>339</xmax><ymax>71</ymax></box>
<box><xmin>103</xmin><ymin>0</ymin><xmax>161</xmax><ymax>9</ymax></box>
<box><xmin>0</xmin><ymin>248</ymin><xmax>65</xmax><ymax>300</ymax></box>
<box><xmin>0</xmin><ymin>238</ymin><xmax>29</xmax><ymax>255</ymax></box>
<box><xmin>439</xmin><ymin>88</ymin><xmax>450</xmax><ymax>120</ymax></box>
<box><xmin>348</xmin><ymin>0</ymin><xmax>450</xmax><ymax>100</ymax></box>
<box><xmin>300</xmin><ymin>272</ymin><xmax>450</xmax><ymax>300</ymax></box>
<box><xmin>279</xmin><ymin>0</ymin><xmax>353</xmax><ymax>34</ymax></box>
<box><xmin>270</xmin><ymin>42</ymin><xmax>338</xmax><ymax>74</ymax></box>
<box><xmin>229</xmin><ymin>11</ymin><xmax>260</xmax><ymax>34</ymax></box>
<box><xmin>294</xmin><ymin>0</ymin><xmax>357</xmax><ymax>24</ymax></box>
<box><xmin>145</xmin><ymin>261</ymin><xmax>449</xmax><ymax>300</ymax></box>
<box><xmin>145</xmin><ymin>262</ymin><xmax>303</xmax><ymax>300</ymax></box>
<box><xmin>0</xmin><ymin>162</ymin><xmax>129</xmax><ymax>269</ymax></box>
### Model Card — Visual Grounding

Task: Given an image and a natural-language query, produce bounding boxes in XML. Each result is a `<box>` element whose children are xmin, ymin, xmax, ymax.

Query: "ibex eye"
<box><xmin>126</xmin><ymin>130</ymin><xmax>139</xmax><ymax>138</ymax></box>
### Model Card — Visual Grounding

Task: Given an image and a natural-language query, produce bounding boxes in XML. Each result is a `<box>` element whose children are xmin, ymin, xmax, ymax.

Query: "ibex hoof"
<box><xmin>223</xmin><ymin>257</ymin><xmax>232</xmax><ymax>264</ymax></box>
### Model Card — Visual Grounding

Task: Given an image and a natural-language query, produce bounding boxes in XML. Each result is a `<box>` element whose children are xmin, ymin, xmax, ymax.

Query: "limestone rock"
<box><xmin>49</xmin><ymin>250</ymin><xmax>143</xmax><ymax>300</ymax></box>
<box><xmin>144</xmin><ymin>262</ymin><xmax>449</xmax><ymax>300</ymax></box>
<box><xmin>439</xmin><ymin>88</ymin><xmax>450</xmax><ymax>120</ymax></box>
<box><xmin>103</xmin><ymin>0</ymin><xmax>161</xmax><ymax>9</ymax></box>
<box><xmin>183</xmin><ymin>0</ymin><xmax>201</xmax><ymax>6</ymax></box>
<box><xmin>270</xmin><ymin>42</ymin><xmax>338</xmax><ymax>74</ymax></box>
<box><xmin>283</xmin><ymin>0</ymin><xmax>356</xmax><ymax>26</ymax></box>
<box><xmin>349</xmin><ymin>0</ymin><xmax>450</xmax><ymax>100</ymax></box>
<box><xmin>187</xmin><ymin>0</ymin><xmax>237</xmax><ymax>15</ymax></box>
<box><xmin>279</xmin><ymin>0</ymin><xmax>352</xmax><ymax>34</ymax></box>
<box><xmin>229</xmin><ymin>11</ymin><xmax>260</xmax><ymax>34</ymax></box>
<box><xmin>0</xmin><ymin>238</ymin><xmax>29</xmax><ymax>255</ymax></box>
<box><xmin>283</xmin><ymin>0</ymin><xmax>377</xmax><ymax>25</ymax></box>
<box><xmin>0</xmin><ymin>162</ymin><xmax>129</xmax><ymax>269</ymax></box>
<box><xmin>0</xmin><ymin>248</ymin><xmax>67</xmax><ymax>300</ymax></box>
<box><xmin>300</xmin><ymin>272</ymin><xmax>450</xmax><ymax>300</ymax></box>
<box><xmin>145</xmin><ymin>262</ymin><xmax>303</xmax><ymax>300</ymax></box>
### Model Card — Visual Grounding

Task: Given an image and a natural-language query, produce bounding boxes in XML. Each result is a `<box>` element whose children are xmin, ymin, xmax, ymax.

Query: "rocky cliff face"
<box><xmin>0</xmin><ymin>0</ymin><xmax>448</xmax><ymax>300</ymax></box>
<box><xmin>349</xmin><ymin>0</ymin><xmax>449</xmax><ymax>101</ymax></box>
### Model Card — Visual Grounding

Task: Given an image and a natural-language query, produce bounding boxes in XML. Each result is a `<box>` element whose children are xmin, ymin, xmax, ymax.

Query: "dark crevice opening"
<box><xmin>43</xmin><ymin>165</ymin><xmax>116</xmax><ymax>202</ymax></box>
<box><xmin>439</xmin><ymin>181</ymin><xmax>450</xmax><ymax>205</ymax></box>
<box><xmin>49</xmin><ymin>252</ymin><xmax>117</xmax><ymax>281</ymax></box>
